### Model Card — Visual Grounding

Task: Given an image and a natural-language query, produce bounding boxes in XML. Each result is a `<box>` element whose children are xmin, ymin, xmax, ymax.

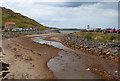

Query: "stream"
<box><xmin>31</xmin><ymin>36</ymin><xmax>118</xmax><ymax>79</ymax></box>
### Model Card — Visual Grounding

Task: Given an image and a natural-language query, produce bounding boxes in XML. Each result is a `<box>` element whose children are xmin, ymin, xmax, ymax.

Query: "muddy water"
<box><xmin>48</xmin><ymin>51</ymin><xmax>100</xmax><ymax>79</ymax></box>
<box><xmin>31</xmin><ymin>36</ymin><xmax>118</xmax><ymax>79</ymax></box>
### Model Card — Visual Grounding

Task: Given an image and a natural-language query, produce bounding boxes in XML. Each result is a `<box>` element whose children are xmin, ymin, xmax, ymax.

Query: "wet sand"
<box><xmin>2</xmin><ymin>33</ymin><xmax>61</xmax><ymax>79</ymax></box>
<box><xmin>1</xmin><ymin>33</ymin><xmax>119</xmax><ymax>80</ymax></box>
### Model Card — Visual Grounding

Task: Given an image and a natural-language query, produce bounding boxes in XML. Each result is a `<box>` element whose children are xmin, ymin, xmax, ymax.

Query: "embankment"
<box><xmin>61</xmin><ymin>33</ymin><xmax>120</xmax><ymax>62</ymax></box>
<box><xmin>2</xmin><ymin>30</ymin><xmax>60</xmax><ymax>39</ymax></box>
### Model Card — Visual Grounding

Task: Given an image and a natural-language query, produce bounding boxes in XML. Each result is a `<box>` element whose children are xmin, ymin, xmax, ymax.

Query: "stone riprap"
<box><xmin>61</xmin><ymin>35</ymin><xmax>120</xmax><ymax>61</ymax></box>
<box><xmin>1</xmin><ymin>31</ymin><xmax>45</xmax><ymax>39</ymax></box>
<box><xmin>1</xmin><ymin>30</ymin><xmax>61</xmax><ymax>39</ymax></box>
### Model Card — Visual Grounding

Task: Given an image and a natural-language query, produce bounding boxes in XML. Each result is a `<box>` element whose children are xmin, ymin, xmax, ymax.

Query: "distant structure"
<box><xmin>87</xmin><ymin>25</ymin><xmax>90</xmax><ymax>29</ymax></box>
<box><xmin>5</xmin><ymin>22</ymin><xmax>16</xmax><ymax>29</ymax></box>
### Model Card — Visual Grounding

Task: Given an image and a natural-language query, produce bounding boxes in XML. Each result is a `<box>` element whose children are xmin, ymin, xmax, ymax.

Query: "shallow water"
<box><xmin>48</xmin><ymin>51</ymin><xmax>99</xmax><ymax>79</ymax></box>
<box><xmin>32</xmin><ymin>37</ymin><xmax>72</xmax><ymax>51</ymax></box>
<box><xmin>31</xmin><ymin>36</ymin><xmax>118</xmax><ymax>79</ymax></box>
<box><xmin>59</xmin><ymin>30</ymin><xmax>80</xmax><ymax>33</ymax></box>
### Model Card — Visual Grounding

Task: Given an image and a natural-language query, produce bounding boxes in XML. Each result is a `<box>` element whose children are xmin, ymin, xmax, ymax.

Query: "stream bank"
<box><xmin>60</xmin><ymin>34</ymin><xmax>120</xmax><ymax>62</ymax></box>
<box><xmin>32</xmin><ymin>35</ymin><xmax>118</xmax><ymax>80</ymax></box>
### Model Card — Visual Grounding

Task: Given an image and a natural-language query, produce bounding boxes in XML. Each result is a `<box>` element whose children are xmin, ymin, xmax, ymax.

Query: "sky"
<box><xmin>1</xmin><ymin>0</ymin><xmax>119</xmax><ymax>29</ymax></box>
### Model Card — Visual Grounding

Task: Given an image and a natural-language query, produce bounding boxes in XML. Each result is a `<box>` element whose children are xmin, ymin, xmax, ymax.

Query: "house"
<box><xmin>5</xmin><ymin>22</ymin><xmax>16</xmax><ymax>29</ymax></box>
<box><xmin>86</xmin><ymin>28</ymin><xmax>102</xmax><ymax>32</ymax></box>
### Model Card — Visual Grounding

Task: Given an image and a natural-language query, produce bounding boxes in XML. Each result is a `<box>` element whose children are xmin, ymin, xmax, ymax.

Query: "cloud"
<box><xmin>1</xmin><ymin>0</ymin><xmax>119</xmax><ymax>3</ymax></box>
<box><xmin>34</xmin><ymin>2</ymin><xmax>98</xmax><ymax>8</ymax></box>
<box><xmin>1</xmin><ymin>0</ymin><xmax>118</xmax><ymax>29</ymax></box>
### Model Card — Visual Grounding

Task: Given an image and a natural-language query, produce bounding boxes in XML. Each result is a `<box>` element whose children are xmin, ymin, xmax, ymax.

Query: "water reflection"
<box><xmin>31</xmin><ymin>36</ymin><xmax>117</xmax><ymax>79</ymax></box>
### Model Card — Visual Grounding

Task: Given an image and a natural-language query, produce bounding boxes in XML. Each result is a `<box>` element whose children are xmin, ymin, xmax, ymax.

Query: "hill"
<box><xmin>0</xmin><ymin>7</ymin><xmax>51</xmax><ymax>30</ymax></box>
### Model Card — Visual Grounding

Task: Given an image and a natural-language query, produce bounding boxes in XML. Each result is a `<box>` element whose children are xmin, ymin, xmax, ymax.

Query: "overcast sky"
<box><xmin>1</xmin><ymin>0</ymin><xmax>119</xmax><ymax>29</ymax></box>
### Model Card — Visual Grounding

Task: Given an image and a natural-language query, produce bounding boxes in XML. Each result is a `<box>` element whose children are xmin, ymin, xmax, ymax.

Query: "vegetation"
<box><xmin>0</xmin><ymin>7</ymin><xmax>52</xmax><ymax>30</ymax></box>
<box><xmin>68</xmin><ymin>32</ymin><xmax>120</xmax><ymax>44</ymax></box>
<box><xmin>25</xmin><ymin>57</ymin><xmax>32</xmax><ymax>61</ymax></box>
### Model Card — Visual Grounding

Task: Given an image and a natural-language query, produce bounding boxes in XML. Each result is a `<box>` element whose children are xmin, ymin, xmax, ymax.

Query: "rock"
<box><xmin>0</xmin><ymin>47</ymin><xmax>2</xmax><ymax>52</ymax></box>
<box><xmin>106</xmin><ymin>52</ymin><xmax>111</xmax><ymax>55</ymax></box>
<box><xmin>61</xmin><ymin>35</ymin><xmax>119</xmax><ymax>60</ymax></box>
<box><xmin>86</xmin><ymin>68</ymin><xmax>90</xmax><ymax>71</ymax></box>
<box><xmin>2</xmin><ymin>72</ymin><xmax>10</xmax><ymax>77</ymax></box>
<box><xmin>114</xmin><ymin>70</ymin><xmax>118</xmax><ymax>73</ymax></box>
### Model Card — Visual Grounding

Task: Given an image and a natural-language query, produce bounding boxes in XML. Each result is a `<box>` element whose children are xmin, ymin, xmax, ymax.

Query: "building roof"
<box><xmin>6</xmin><ymin>22</ymin><xmax>16</xmax><ymax>25</ymax></box>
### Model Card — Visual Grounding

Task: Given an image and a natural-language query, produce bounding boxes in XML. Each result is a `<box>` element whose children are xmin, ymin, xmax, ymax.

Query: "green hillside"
<box><xmin>0</xmin><ymin>7</ymin><xmax>50</xmax><ymax>30</ymax></box>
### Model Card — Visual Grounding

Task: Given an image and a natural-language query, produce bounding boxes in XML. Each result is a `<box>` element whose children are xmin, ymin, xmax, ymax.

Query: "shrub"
<box><xmin>109</xmin><ymin>36</ymin><xmax>116</xmax><ymax>40</ymax></box>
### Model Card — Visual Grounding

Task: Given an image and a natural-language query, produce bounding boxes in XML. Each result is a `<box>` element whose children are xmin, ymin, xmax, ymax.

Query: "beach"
<box><xmin>1</xmin><ymin>33</ymin><xmax>118</xmax><ymax>80</ymax></box>
<box><xmin>2</xmin><ymin>33</ymin><xmax>61</xmax><ymax>79</ymax></box>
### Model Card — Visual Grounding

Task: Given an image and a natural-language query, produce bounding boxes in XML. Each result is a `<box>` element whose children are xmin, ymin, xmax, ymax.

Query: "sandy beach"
<box><xmin>2</xmin><ymin>33</ymin><xmax>61</xmax><ymax>79</ymax></box>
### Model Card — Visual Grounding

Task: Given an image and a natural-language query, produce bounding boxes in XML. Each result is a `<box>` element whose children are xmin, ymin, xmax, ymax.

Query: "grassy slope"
<box><xmin>0</xmin><ymin>7</ymin><xmax>50</xmax><ymax>30</ymax></box>
<box><xmin>69</xmin><ymin>32</ymin><xmax>120</xmax><ymax>44</ymax></box>
<box><xmin>0</xmin><ymin>15</ymin><xmax>1</xmax><ymax>26</ymax></box>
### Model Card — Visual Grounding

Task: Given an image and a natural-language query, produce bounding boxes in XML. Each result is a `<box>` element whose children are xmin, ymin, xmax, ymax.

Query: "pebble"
<box><xmin>86</xmin><ymin>68</ymin><xmax>90</xmax><ymax>71</ymax></box>
<box><xmin>114</xmin><ymin>70</ymin><xmax>118</xmax><ymax>73</ymax></box>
